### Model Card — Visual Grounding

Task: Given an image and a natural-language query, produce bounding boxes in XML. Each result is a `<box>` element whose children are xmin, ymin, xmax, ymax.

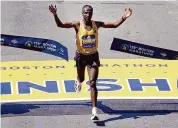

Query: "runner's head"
<box><xmin>82</xmin><ymin>5</ymin><xmax>93</xmax><ymax>22</ymax></box>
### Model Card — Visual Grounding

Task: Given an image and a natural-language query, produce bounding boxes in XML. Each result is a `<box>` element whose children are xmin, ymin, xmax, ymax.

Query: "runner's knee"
<box><xmin>90</xmin><ymin>80</ymin><xmax>97</xmax><ymax>90</ymax></box>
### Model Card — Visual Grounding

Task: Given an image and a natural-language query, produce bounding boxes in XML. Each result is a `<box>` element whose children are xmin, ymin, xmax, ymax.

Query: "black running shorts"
<box><xmin>74</xmin><ymin>51</ymin><xmax>100</xmax><ymax>68</ymax></box>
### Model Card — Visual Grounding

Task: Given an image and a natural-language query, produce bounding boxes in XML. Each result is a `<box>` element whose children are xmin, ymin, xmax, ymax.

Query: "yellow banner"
<box><xmin>1</xmin><ymin>59</ymin><xmax>178</xmax><ymax>102</ymax></box>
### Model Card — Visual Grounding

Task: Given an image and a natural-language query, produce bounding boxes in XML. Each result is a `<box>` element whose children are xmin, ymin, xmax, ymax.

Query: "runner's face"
<box><xmin>82</xmin><ymin>8</ymin><xmax>93</xmax><ymax>22</ymax></box>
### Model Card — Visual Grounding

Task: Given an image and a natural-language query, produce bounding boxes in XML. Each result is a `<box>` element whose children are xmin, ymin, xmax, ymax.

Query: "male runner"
<box><xmin>49</xmin><ymin>4</ymin><xmax>132</xmax><ymax>120</ymax></box>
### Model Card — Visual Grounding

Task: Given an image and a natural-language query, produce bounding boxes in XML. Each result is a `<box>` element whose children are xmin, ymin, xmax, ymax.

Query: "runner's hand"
<box><xmin>49</xmin><ymin>4</ymin><xmax>57</xmax><ymax>15</ymax></box>
<box><xmin>123</xmin><ymin>8</ymin><xmax>132</xmax><ymax>19</ymax></box>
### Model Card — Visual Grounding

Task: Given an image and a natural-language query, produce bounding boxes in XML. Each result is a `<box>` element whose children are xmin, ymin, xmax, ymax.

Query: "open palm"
<box><xmin>124</xmin><ymin>8</ymin><xmax>132</xmax><ymax>18</ymax></box>
<box><xmin>49</xmin><ymin>4</ymin><xmax>57</xmax><ymax>15</ymax></box>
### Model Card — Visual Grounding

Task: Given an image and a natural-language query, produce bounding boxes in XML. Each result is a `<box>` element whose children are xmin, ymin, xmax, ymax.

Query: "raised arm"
<box><xmin>49</xmin><ymin>4</ymin><xmax>78</xmax><ymax>28</ymax></box>
<box><xmin>96</xmin><ymin>8</ymin><xmax>132</xmax><ymax>28</ymax></box>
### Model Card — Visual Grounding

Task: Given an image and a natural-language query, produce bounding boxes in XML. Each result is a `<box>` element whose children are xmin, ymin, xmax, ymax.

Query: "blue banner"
<box><xmin>110</xmin><ymin>37</ymin><xmax>178</xmax><ymax>60</ymax></box>
<box><xmin>0</xmin><ymin>34</ymin><xmax>69</xmax><ymax>61</ymax></box>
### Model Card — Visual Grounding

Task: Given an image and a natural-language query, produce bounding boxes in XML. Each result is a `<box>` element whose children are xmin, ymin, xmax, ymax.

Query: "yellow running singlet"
<box><xmin>76</xmin><ymin>20</ymin><xmax>98</xmax><ymax>54</ymax></box>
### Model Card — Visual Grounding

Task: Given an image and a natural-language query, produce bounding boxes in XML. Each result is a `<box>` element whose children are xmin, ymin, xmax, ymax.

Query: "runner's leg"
<box><xmin>87</xmin><ymin>66</ymin><xmax>99</xmax><ymax>120</ymax></box>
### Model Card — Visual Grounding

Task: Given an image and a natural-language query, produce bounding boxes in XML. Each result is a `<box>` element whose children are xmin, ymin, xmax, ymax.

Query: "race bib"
<box><xmin>82</xmin><ymin>35</ymin><xmax>96</xmax><ymax>48</ymax></box>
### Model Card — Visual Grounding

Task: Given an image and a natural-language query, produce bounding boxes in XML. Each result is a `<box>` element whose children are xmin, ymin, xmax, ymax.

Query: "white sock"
<box><xmin>92</xmin><ymin>107</ymin><xmax>97</xmax><ymax>115</ymax></box>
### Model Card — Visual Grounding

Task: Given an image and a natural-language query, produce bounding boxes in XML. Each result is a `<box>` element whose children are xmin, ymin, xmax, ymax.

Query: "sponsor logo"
<box><xmin>25</xmin><ymin>41</ymin><xmax>33</xmax><ymax>48</ymax></box>
<box><xmin>121</xmin><ymin>44</ymin><xmax>129</xmax><ymax>51</ymax></box>
<box><xmin>11</xmin><ymin>39</ymin><xmax>18</xmax><ymax>45</ymax></box>
<box><xmin>60</xmin><ymin>48</ymin><xmax>64</xmax><ymax>53</ymax></box>
<box><xmin>0</xmin><ymin>38</ymin><xmax>5</xmax><ymax>45</ymax></box>
<box><xmin>160</xmin><ymin>52</ymin><xmax>167</xmax><ymax>57</ymax></box>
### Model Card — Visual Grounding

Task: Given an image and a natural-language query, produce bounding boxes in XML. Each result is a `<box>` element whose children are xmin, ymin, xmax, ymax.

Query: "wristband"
<box><xmin>122</xmin><ymin>16</ymin><xmax>126</xmax><ymax>21</ymax></box>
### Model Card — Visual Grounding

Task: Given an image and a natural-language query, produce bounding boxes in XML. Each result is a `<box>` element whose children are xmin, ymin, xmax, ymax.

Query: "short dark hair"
<box><xmin>82</xmin><ymin>5</ymin><xmax>93</xmax><ymax>12</ymax></box>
